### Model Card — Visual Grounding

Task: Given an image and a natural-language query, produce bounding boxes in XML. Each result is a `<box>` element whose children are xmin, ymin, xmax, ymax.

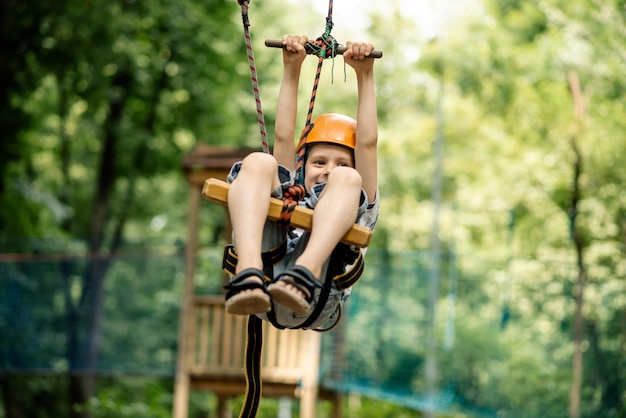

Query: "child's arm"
<box><xmin>273</xmin><ymin>35</ymin><xmax>308</xmax><ymax>170</ymax></box>
<box><xmin>344</xmin><ymin>41</ymin><xmax>378</xmax><ymax>204</ymax></box>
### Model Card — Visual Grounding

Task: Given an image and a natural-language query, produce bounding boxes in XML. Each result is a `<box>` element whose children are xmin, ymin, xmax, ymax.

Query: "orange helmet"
<box><xmin>294</xmin><ymin>113</ymin><xmax>357</xmax><ymax>185</ymax></box>
<box><xmin>303</xmin><ymin>113</ymin><xmax>356</xmax><ymax>150</ymax></box>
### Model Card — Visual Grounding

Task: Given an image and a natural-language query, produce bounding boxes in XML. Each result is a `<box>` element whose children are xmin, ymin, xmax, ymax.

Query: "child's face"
<box><xmin>304</xmin><ymin>143</ymin><xmax>354</xmax><ymax>193</ymax></box>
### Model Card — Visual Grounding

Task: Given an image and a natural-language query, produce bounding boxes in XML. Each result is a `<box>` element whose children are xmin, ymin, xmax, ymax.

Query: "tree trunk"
<box><xmin>425</xmin><ymin>82</ymin><xmax>444</xmax><ymax>417</ymax></box>
<box><xmin>65</xmin><ymin>65</ymin><xmax>166</xmax><ymax>418</ymax></box>
<box><xmin>0</xmin><ymin>0</ymin><xmax>19</xmax><ymax>194</ymax></box>
<box><xmin>567</xmin><ymin>70</ymin><xmax>586</xmax><ymax>418</ymax></box>
<box><xmin>67</xmin><ymin>70</ymin><xmax>131</xmax><ymax>418</ymax></box>
<box><xmin>0</xmin><ymin>376</ymin><xmax>26</xmax><ymax>418</ymax></box>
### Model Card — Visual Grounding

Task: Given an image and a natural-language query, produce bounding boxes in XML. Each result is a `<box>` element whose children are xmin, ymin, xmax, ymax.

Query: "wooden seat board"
<box><xmin>202</xmin><ymin>178</ymin><xmax>372</xmax><ymax>248</ymax></box>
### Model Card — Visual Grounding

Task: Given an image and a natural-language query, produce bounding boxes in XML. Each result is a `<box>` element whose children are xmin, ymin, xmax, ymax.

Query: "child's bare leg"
<box><xmin>271</xmin><ymin>167</ymin><xmax>362</xmax><ymax>301</ymax></box>
<box><xmin>226</xmin><ymin>152</ymin><xmax>281</xmax><ymax>313</ymax></box>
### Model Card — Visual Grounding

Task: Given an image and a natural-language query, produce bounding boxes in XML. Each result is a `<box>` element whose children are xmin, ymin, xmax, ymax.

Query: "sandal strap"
<box><xmin>224</xmin><ymin>268</ymin><xmax>267</xmax><ymax>299</ymax></box>
<box><xmin>274</xmin><ymin>266</ymin><xmax>321</xmax><ymax>304</ymax></box>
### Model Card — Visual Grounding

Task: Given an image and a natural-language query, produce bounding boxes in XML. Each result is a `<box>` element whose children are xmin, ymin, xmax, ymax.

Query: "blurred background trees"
<box><xmin>1</xmin><ymin>0</ymin><xmax>624</xmax><ymax>417</ymax></box>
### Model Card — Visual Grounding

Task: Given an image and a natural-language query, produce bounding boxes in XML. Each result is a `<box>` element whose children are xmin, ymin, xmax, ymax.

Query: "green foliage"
<box><xmin>79</xmin><ymin>378</ymin><xmax>172</xmax><ymax>418</ymax></box>
<box><xmin>1</xmin><ymin>0</ymin><xmax>252</xmax><ymax>242</ymax></box>
<box><xmin>0</xmin><ymin>375</ymin><xmax>69</xmax><ymax>418</ymax></box>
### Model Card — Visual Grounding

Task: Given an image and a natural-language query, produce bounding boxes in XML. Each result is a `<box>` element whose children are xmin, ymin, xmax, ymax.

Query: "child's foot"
<box><xmin>224</xmin><ymin>268</ymin><xmax>271</xmax><ymax>315</ymax></box>
<box><xmin>267</xmin><ymin>266</ymin><xmax>321</xmax><ymax>315</ymax></box>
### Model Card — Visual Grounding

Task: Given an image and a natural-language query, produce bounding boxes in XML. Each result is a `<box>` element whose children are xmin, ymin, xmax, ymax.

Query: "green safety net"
<box><xmin>1</xmin><ymin>244</ymin><xmax>578</xmax><ymax>417</ymax></box>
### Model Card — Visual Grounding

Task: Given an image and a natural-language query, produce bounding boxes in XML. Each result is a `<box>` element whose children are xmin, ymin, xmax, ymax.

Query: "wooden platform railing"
<box><xmin>185</xmin><ymin>297</ymin><xmax>313</xmax><ymax>394</ymax></box>
<box><xmin>177</xmin><ymin>296</ymin><xmax>341</xmax><ymax>417</ymax></box>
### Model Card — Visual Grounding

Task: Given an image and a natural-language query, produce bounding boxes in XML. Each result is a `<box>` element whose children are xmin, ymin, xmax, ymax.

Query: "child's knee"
<box><xmin>240</xmin><ymin>152</ymin><xmax>278</xmax><ymax>176</ymax></box>
<box><xmin>328</xmin><ymin>167</ymin><xmax>362</xmax><ymax>190</ymax></box>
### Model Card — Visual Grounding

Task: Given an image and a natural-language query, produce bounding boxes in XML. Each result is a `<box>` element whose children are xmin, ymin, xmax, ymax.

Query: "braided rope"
<box><xmin>294</xmin><ymin>0</ymin><xmax>336</xmax><ymax>185</ymax></box>
<box><xmin>238</xmin><ymin>0</ymin><xmax>269</xmax><ymax>153</ymax></box>
<box><xmin>277</xmin><ymin>184</ymin><xmax>306</xmax><ymax>227</ymax></box>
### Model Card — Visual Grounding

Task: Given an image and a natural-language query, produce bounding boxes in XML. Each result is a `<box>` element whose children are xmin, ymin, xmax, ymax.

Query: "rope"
<box><xmin>238</xmin><ymin>0</ymin><xmax>269</xmax><ymax>153</ymax></box>
<box><xmin>293</xmin><ymin>1</ymin><xmax>337</xmax><ymax>185</ymax></box>
<box><xmin>277</xmin><ymin>184</ymin><xmax>306</xmax><ymax>227</ymax></box>
<box><xmin>233</xmin><ymin>2</ymin><xmax>338</xmax><ymax>416</ymax></box>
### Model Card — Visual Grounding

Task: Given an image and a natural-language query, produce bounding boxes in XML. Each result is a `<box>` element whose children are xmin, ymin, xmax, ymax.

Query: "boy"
<box><xmin>224</xmin><ymin>34</ymin><xmax>378</xmax><ymax>330</ymax></box>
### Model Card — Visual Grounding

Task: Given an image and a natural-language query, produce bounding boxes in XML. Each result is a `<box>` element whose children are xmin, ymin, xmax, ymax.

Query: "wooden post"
<box><xmin>329</xmin><ymin>319</ymin><xmax>346</xmax><ymax>418</ymax></box>
<box><xmin>217</xmin><ymin>395</ymin><xmax>231</xmax><ymax>418</ymax></box>
<box><xmin>173</xmin><ymin>184</ymin><xmax>202</xmax><ymax>418</ymax></box>
<box><xmin>299</xmin><ymin>331</ymin><xmax>322</xmax><ymax>418</ymax></box>
<box><xmin>175</xmin><ymin>145</ymin><xmax>254</xmax><ymax>418</ymax></box>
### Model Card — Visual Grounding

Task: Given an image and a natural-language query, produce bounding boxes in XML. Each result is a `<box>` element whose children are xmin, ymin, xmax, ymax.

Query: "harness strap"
<box><xmin>299</xmin><ymin>244</ymin><xmax>362</xmax><ymax>332</ymax></box>
<box><xmin>223</xmin><ymin>239</ymin><xmax>285</xmax><ymax>418</ymax></box>
<box><xmin>222</xmin><ymin>242</ymin><xmax>364</xmax><ymax>293</ymax></box>
<box><xmin>239</xmin><ymin>315</ymin><xmax>263</xmax><ymax>418</ymax></box>
<box><xmin>330</xmin><ymin>244</ymin><xmax>364</xmax><ymax>291</ymax></box>
<box><xmin>222</xmin><ymin>241</ymin><xmax>287</xmax><ymax>282</ymax></box>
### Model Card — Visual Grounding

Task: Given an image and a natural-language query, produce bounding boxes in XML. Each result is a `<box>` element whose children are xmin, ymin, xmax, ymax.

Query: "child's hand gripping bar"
<box><xmin>265</xmin><ymin>39</ymin><xmax>383</xmax><ymax>58</ymax></box>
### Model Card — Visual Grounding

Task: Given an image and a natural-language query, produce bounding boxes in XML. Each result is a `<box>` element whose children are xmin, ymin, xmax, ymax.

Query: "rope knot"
<box><xmin>277</xmin><ymin>184</ymin><xmax>306</xmax><ymax>227</ymax></box>
<box><xmin>325</xmin><ymin>16</ymin><xmax>334</xmax><ymax>32</ymax></box>
<box><xmin>239</xmin><ymin>1</ymin><xmax>250</xmax><ymax>28</ymax></box>
<box><xmin>305</xmin><ymin>34</ymin><xmax>339</xmax><ymax>59</ymax></box>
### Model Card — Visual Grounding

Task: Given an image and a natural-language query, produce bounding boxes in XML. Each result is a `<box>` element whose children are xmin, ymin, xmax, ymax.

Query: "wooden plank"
<box><xmin>209</xmin><ymin>308</ymin><xmax>222</xmax><ymax>368</ymax></box>
<box><xmin>285</xmin><ymin>331</ymin><xmax>300</xmax><ymax>368</ymax></box>
<box><xmin>264</xmin><ymin>325</ymin><xmax>278</xmax><ymax>369</ymax></box>
<box><xmin>277</xmin><ymin>328</ymin><xmax>290</xmax><ymax>369</ymax></box>
<box><xmin>231</xmin><ymin>315</ymin><xmax>246</xmax><ymax>368</ymax></box>
<box><xmin>189</xmin><ymin>379</ymin><xmax>300</xmax><ymax>397</ymax></box>
<box><xmin>198</xmin><ymin>307</ymin><xmax>210</xmax><ymax>367</ymax></box>
<box><xmin>222</xmin><ymin>311</ymin><xmax>234</xmax><ymax>367</ymax></box>
<box><xmin>186</xmin><ymin>304</ymin><xmax>198</xmax><ymax>368</ymax></box>
<box><xmin>299</xmin><ymin>332</ymin><xmax>322</xmax><ymax>418</ymax></box>
<box><xmin>202</xmin><ymin>178</ymin><xmax>372</xmax><ymax>248</ymax></box>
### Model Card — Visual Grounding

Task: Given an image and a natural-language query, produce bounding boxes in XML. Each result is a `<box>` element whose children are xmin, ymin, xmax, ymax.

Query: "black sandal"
<box><xmin>267</xmin><ymin>266</ymin><xmax>321</xmax><ymax>314</ymax></box>
<box><xmin>224</xmin><ymin>268</ymin><xmax>271</xmax><ymax>315</ymax></box>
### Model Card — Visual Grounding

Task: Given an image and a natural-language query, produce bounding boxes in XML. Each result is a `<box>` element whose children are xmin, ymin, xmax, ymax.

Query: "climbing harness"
<box><xmin>222</xmin><ymin>242</ymin><xmax>365</xmax><ymax>328</ymax></box>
